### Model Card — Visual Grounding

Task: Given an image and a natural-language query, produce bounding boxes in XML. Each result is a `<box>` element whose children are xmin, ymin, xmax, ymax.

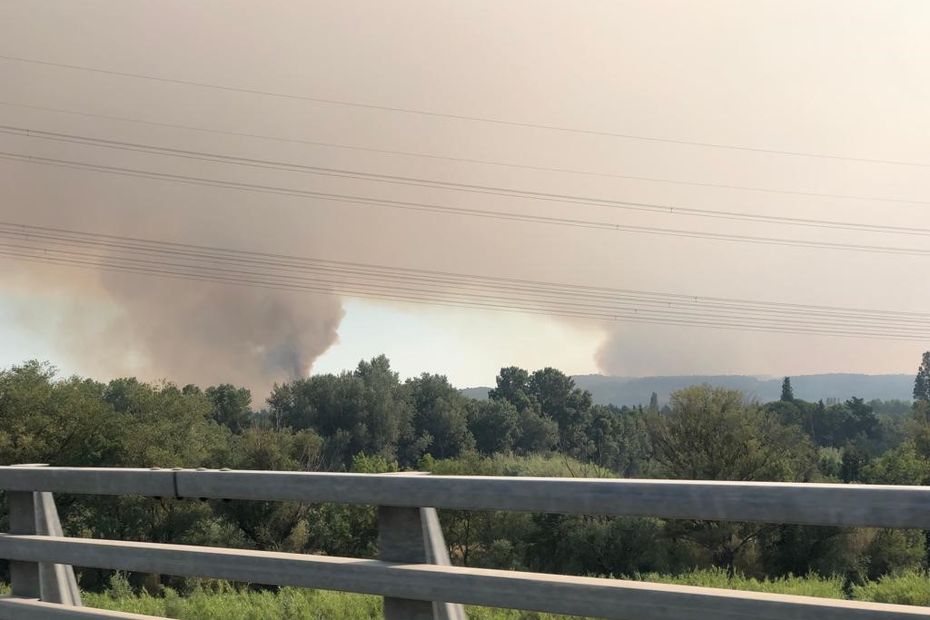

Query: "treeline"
<box><xmin>1</xmin><ymin>356</ymin><xmax>929</xmax><ymax>592</ymax></box>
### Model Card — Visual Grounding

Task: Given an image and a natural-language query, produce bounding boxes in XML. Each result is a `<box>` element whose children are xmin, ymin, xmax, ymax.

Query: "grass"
<box><xmin>79</xmin><ymin>569</ymin><xmax>930</xmax><ymax>619</ymax></box>
<box><xmin>86</xmin><ymin>587</ymin><xmax>383</xmax><ymax>619</ymax></box>
<box><xmin>851</xmin><ymin>570</ymin><xmax>930</xmax><ymax>607</ymax></box>
<box><xmin>637</xmin><ymin>568</ymin><xmax>846</xmax><ymax>598</ymax></box>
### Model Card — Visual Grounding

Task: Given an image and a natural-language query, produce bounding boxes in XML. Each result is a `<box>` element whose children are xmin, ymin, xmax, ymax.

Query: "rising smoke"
<box><xmin>5</xmin><ymin>259</ymin><xmax>345</xmax><ymax>397</ymax></box>
<box><xmin>91</xmin><ymin>271</ymin><xmax>344</xmax><ymax>394</ymax></box>
<box><xmin>7</xmin><ymin>0</ymin><xmax>927</xmax><ymax>391</ymax></box>
<box><xmin>1</xmin><ymin>154</ymin><xmax>347</xmax><ymax>398</ymax></box>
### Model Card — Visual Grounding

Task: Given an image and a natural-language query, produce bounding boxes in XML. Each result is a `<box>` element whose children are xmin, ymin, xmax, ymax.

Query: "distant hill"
<box><xmin>460</xmin><ymin>386</ymin><xmax>494</xmax><ymax>400</ymax></box>
<box><xmin>460</xmin><ymin>373</ymin><xmax>914</xmax><ymax>408</ymax></box>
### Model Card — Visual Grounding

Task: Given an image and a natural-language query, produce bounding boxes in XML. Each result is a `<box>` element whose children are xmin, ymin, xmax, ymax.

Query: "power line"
<box><xmin>3</xmin><ymin>235</ymin><xmax>923</xmax><ymax>334</ymax></box>
<box><xmin>5</xmin><ymin>124</ymin><xmax>930</xmax><ymax>238</ymax></box>
<box><xmin>5</xmin><ymin>221</ymin><xmax>930</xmax><ymax>328</ymax></box>
<box><xmin>4</xmin><ymin>150</ymin><xmax>930</xmax><ymax>258</ymax></box>
<box><xmin>2</xmin><ymin>54</ymin><xmax>928</xmax><ymax>168</ymax></box>
<box><xmin>4</xmin><ymin>244</ymin><xmax>925</xmax><ymax>341</ymax></box>
<box><xmin>8</xmin><ymin>220</ymin><xmax>930</xmax><ymax>321</ymax></box>
<box><xmin>2</xmin><ymin>221</ymin><xmax>928</xmax><ymax>340</ymax></box>
<box><xmin>3</xmin><ymin>100</ymin><xmax>928</xmax><ymax>207</ymax></box>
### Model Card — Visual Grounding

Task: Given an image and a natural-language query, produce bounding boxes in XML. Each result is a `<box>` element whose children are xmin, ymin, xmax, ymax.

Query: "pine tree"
<box><xmin>648</xmin><ymin>392</ymin><xmax>659</xmax><ymax>412</ymax></box>
<box><xmin>913</xmin><ymin>352</ymin><xmax>930</xmax><ymax>402</ymax></box>
<box><xmin>780</xmin><ymin>377</ymin><xmax>794</xmax><ymax>402</ymax></box>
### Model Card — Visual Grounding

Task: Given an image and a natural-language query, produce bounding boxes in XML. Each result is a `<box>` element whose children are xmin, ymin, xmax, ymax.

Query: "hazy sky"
<box><xmin>2</xmin><ymin>1</ymin><xmax>930</xmax><ymax>393</ymax></box>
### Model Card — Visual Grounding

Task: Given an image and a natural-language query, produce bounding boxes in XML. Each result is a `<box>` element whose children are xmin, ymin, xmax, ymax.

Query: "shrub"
<box><xmin>851</xmin><ymin>570</ymin><xmax>930</xmax><ymax>606</ymax></box>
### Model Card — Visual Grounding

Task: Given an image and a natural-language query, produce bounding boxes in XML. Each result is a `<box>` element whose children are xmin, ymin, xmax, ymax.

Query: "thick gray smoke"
<box><xmin>5</xmin><ymin>0</ymin><xmax>930</xmax><ymax>390</ymax></box>
<box><xmin>5</xmin><ymin>260</ymin><xmax>344</xmax><ymax>397</ymax></box>
<box><xmin>2</xmin><ymin>163</ymin><xmax>346</xmax><ymax>397</ymax></box>
<box><xmin>90</xmin><ymin>272</ymin><xmax>344</xmax><ymax>394</ymax></box>
<box><xmin>1</xmin><ymin>111</ymin><xmax>350</xmax><ymax>397</ymax></box>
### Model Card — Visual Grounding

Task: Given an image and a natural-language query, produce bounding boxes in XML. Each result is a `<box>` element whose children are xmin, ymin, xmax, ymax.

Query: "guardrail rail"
<box><xmin>0</xmin><ymin>466</ymin><xmax>929</xmax><ymax>619</ymax></box>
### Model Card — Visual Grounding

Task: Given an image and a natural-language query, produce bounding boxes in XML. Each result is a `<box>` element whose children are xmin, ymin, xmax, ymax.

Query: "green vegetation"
<box><xmin>852</xmin><ymin>570</ymin><xmax>930</xmax><ymax>606</ymax></box>
<box><xmin>80</xmin><ymin>569</ymin><xmax>930</xmax><ymax>618</ymax></box>
<box><xmin>1</xmin><ymin>353</ymin><xmax>930</xmax><ymax>610</ymax></box>
<box><xmin>86</xmin><ymin>582</ymin><xmax>384</xmax><ymax>620</ymax></box>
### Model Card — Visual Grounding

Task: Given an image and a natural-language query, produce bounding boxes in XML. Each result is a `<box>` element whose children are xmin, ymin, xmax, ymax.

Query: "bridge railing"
<box><xmin>0</xmin><ymin>466</ymin><xmax>929</xmax><ymax>620</ymax></box>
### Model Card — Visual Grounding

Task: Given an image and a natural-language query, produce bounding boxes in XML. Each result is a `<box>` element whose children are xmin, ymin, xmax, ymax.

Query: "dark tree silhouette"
<box><xmin>913</xmin><ymin>352</ymin><xmax>930</xmax><ymax>402</ymax></box>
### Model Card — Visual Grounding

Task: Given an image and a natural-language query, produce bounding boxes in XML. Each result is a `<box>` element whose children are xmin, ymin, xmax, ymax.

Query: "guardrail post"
<box><xmin>378</xmin><ymin>473</ymin><xmax>466</xmax><ymax>620</ymax></box>
<box><xmin>8</xmin><ymin>489</ymin><xmax>40</xmax><ymax>598</ymax></box>
<box><xmin>35</xmin><ymin>491</ymin><xmax>82</xmax><ymax>605</ymax></box>
<box><xmin>379</xmin><ymin>505</ymin><xmax>436</xmax><ymax>619</ymax></box>
<box><xmin>421</xmin><ymin>507</ymin><xmax>467</xmax><ymax>620</ymax></box>
<box><xmin>6</xmin><ymin>464</ymin><xmax>82</xmax><ymax>605</ymax></box>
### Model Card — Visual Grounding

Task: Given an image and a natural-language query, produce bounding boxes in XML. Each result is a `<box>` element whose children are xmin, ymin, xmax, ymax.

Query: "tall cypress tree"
<box><xmin>780</xmin><ymin>377</ymin><xmax>794</xmax><ymax>402</ymax></box>
<box><xmin>648</xmin><ymin>392</ymin><xmax>659</xmax><ymax>412</ymax></box>
<box><xmin>913</xmin><ymin>352</ymin><xmax>930</xmax><ymax>402</ymax></box>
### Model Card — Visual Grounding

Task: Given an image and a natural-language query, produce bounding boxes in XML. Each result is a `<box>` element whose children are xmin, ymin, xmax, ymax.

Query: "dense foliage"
<box><xmin>1</xmin><ymin>355</ymin><xmax>929</xmax><ymax>599</ymax></box>
<box><xmin>84</xmin><ymin>569</ymin><xmax>930</xmax><ymax>618</ymax></box>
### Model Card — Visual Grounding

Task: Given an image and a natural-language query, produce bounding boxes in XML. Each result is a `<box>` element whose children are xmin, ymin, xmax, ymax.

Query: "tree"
<box><xmin>103</xmin><ymin>378</ymin><xmax>230</xmax><ymax>468</ymax></box>
<box><xmin>914</xmin><ymin>352</ymin><xmax>930</xmax><ymax>402</ymax></box>
<box><xmin>213</xmin><ymin>427</ymin><xmax>326</xmax><ymax>551</ymax></box>
<box><xmin>567</xmin><ymin>405</ymin><xmax>652</xmax><ymax>475</ymax></box>
<box><xmin>266</xmin><ymin>356</ymin><xmax>414</xmax><ymax>468</ymax></box>
<box><xmin>648</xmin><ymin>384</ymin><xmax>815</xmax><ymax>576</ymax></box>
<box><xmin>648</xmin><ymin>392</ymin><xmax>659</xmax><ymax>412</ymax></box>
<box><xmin>527</xmin><ymin>368</ymin><xmax>592</xmax><ymax>436</ymax></box>
<box><xmin>845</xmin><ymin>397</ymin><xmax>880</xmax><ymax>443</ymax></box>
<box><xmin>468</xmin><ymin>399</ymin><xmax>520</xmax><ymax>455</ymax></box>
<box><xmin>839</xmin><ymin>439</ymin><xmax>871</xmax><ymax>482</ymax></box>
<box><xmin>205</xmin><ymin>384</ymin><xmax>253</xmax><ymax>433</ymax></box>
<box><xmin>406</xmin><ymin>373</ymin><xmax>474</xmax><ymax>459</ymax></box>
<box><xmin>910</xmin><ymin>399</ymin><xmax>930</xmax><ymax>446</ymax></box>
<box><xmin>781</xmin><ymin>377</ymin><xmax>794</xmax><ymax>402</ymax></box>
<box><xmin>862</xmin><ymin>442</ymin><xmax>929</xmax><ymax>485</ymax></box>
<box><xmin>488</xmin><ymin>367</ymin><xmax>532</xmax><ymax>410</ymax></box>
<box><xmin>513</xmin><ymin>407</ymin><xmax>559</xmax><ymax>454</ymax></box>
<box><xmin>801</xmin><ymin>398</ymin><xmax>881</xmax><ymax>450</ymax></box>
<box><xmin>0</xmin><ymin>361</ymin><xmax>121</xmax><ymax>467</ymax></box>
<box><xmin>649</xmin><ymin>385</ymin><xmax>814</xmax><ymax>481</ymax></box>
<box><xmin>488</xmin><ymin>366</ymin><xmax>585</xmax><ymax>455</ymax></box>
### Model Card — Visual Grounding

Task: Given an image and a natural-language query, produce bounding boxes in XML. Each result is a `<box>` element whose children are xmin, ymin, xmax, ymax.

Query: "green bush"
<box><xmin>637</xmin><ymin>567</ymin><xmax>845</xmax><ymax>598</ymax></box>
<box><xmin>86</xmin><ymin>587</ymin><xmax>384</xmax><ymax>619</ymax></box>
<box><xmin>83</xmin><ymin>569</ymin><xmax>930</xmax><ymax>619</ymax></box>
<box><xmin>851</xmin><ymin>570</ymin><xmax>930</xmax><ymax>606</ymax></box>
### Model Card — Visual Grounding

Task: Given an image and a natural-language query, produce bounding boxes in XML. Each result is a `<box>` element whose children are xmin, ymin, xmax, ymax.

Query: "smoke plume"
<box><xmin>4</xmin><ymin>258</ymin><xmax>344</xmax><ymax>397</ymax></box>
<box><xmin>2</xmin><ymin>154</ymin><xmax>346</xmax><ymax>397</ymax></box>
<box><xmin>90</xmin><ymin>272</ymin><xmax>343</xmax><ymax>394</ymax></box>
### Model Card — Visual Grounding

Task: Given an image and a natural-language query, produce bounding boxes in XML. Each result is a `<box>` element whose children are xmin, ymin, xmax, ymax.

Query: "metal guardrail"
<box><xmin>0</xmin><ymin>598</ymin><xmax>161</xmax><ymax>619</ymax></box>
<box><xmin>0</xmin><ymin>466</ymin><xmax>928</xmax><ymax>620</ymax></box>
<box><xmin>1</xmin><ymin>467</ymin><xmax>929</xmax><ymax>527</ymax></box>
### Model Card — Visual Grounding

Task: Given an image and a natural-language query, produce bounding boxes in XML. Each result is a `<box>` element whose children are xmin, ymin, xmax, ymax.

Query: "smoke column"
<box><xmin>3</xmin><ymin>256</ymin><xmax>344</xmax><ymax>397</ymax></box>
<box><xmin>1</xmin><ymin>152</ymin><xmax>347</xmax><ymax>397</ymax></box>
